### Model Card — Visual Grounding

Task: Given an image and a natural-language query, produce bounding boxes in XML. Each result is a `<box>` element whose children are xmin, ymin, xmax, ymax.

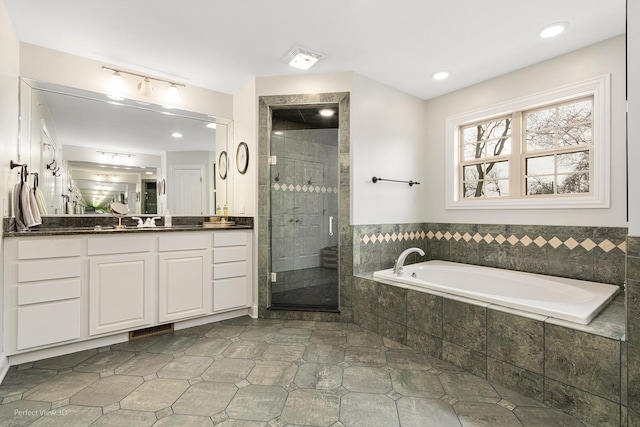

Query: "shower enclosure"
<box><xmin>269</xmin><ymin>105</ymin><xmax>340</xmax><ymax>311</ymax></box>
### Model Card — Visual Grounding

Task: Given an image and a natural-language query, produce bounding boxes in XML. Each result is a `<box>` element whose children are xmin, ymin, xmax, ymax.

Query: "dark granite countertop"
<box><xmin>3</xmin><ymin>224</ymin><xmax>253</xmax><ymax>237</ymax></box>
<box><xmin>3</xmin><ymin>215</ymin><xmax>254</xmax><ymax>237</ymax></box>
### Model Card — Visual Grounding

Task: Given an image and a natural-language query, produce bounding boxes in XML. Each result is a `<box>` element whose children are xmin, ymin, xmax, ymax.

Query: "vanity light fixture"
<box><xmin>538</xmin><ymin>22</ymin><xmax>567</xmax><ymax>38</ymax></box>
<box><xmin>319</xmin><ymin>109</ymin><xmax>334</xmax><ymax>117</ymax></box>
<box><xmin>283</xmin><ymin>47</ymin><xmax>323</xmax><ymax>70</ymax></box>
<box><xmin>102</xmin><ymin>66</ymin><xmax>185</xmax><ymax>104</ymax></box>
<box><xmin>137</xmin><ymin>77</ymin><xmax>154</xmax><ymax>97</ymax></box>
<box><xmin>432</xmin><ymin>71</ymin><xmax>450</xmax><ymax>80</ymax></box>
<box><xmin>96</xmin><ymin>150</ymin><xmax>136</xmax><ymax>160</ymax></box>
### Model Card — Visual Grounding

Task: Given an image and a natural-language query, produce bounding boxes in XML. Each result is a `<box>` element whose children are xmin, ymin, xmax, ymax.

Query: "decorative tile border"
<box><xmin>272</xmin><ymin>183</ymin><xmax>338</xmax><ymax>193</ymax></box>
<box><xmin>359</xmin><ymin>228</ymin><xmax>626</xmax><ymax>254</ymax></box>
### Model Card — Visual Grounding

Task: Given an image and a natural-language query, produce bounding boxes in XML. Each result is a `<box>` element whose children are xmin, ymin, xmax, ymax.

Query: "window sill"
<box><xmin>446</xmin><ymin>195</ymin><xmax>609</xmax><ymax>210</ymax></box>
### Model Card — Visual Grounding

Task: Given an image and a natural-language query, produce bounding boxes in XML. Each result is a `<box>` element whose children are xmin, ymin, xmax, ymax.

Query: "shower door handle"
<box><xmin>329</xmin><ymin>216</ymin><xmax>334</xmax><ymax>236</ymax></box>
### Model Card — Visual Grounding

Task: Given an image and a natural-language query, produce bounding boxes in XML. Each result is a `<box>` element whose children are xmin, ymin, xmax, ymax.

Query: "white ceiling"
<box><xmin>4</xmin><ymin>0</ymin><xmax>626</xmax><ymax>100</ymax></box>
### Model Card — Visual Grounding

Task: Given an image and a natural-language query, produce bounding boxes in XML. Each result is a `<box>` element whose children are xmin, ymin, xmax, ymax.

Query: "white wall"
<box><xmin>629</xmin><ymin>3</ymin><xmax>640</xmax><ymax>235</ymax></box>
<box><xmin>424</xmin><ymin>36</ymin><xmax>627</xmax><ymax>227</ymax></box>
<box><xmin>350</xmin><ymin>74</ymin><xmax>428</xmax><ymax>225</ymax></box>
<box><xmin>231</xmin><ymin>78</ymin><xmax>256</xmax><ymax>216</ymax></box>
<box><xmin>0</xmin><ymin>0</ymin><xmax>20</xmax><ymax>376</ymax></box>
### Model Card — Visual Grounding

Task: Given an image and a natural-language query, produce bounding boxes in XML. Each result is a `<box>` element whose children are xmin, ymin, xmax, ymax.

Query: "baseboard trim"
<box><xmin>0</xmin><ymin>352</ymin><xmax>9</xmax><ymax>384</ymax></box>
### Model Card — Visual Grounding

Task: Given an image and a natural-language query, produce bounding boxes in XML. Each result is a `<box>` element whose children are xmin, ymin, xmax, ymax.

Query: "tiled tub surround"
<box><xmin>354</xmin><ymin>275</ymin><xmax>626</xmax><ymax>426</ymax></box>
<box><xmin>355</xmin><ymin>223</ymin><xmax>628</xmax><ymax>286</ymax></box>
<box><xmin>626</xmin><ymin>235</ymin><xmax>640</xmax><ymax>425</ymax></box>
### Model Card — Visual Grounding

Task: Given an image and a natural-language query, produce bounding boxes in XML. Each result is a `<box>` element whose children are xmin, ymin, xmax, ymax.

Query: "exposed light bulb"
<box><xmin>319</xmin><ymin>109</ymin><xmax>334</xmax><ymax>117</ymax></box>
<box><xmin>166</xmin><ymin>84</ymin><xmax>181</xmax><ymax>106</ymax></box>
<box><xmin>108</xmin><ymin>71</ymin><xmax>124</xmax><ymax>100</ymax></box>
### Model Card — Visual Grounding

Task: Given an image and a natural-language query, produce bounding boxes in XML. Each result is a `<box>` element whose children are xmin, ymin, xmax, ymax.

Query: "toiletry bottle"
<box><xmin>164</xmin><ymin>210</ymin><xmax>172</xmax><ymax>227</ymax></box>
<box><xmin>216</xmin><ymin>205</ymin><xmax>221</xmax><ymax>215</ymax></box>
<box><xmin>223</xmin><ymin>204</ymin><xmax>228</xmax><ymax>220</ymax></box>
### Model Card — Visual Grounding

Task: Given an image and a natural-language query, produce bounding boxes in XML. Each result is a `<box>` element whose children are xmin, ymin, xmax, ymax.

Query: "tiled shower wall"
<box><xmin>355</xmin><ymin>222</ymin><xmax>628</xmax><ymax>286</ymax></box>
<box><xmin>270</xmin><ymin>128</ymin><xmax>339</xmax><ymax>272</ymax></box>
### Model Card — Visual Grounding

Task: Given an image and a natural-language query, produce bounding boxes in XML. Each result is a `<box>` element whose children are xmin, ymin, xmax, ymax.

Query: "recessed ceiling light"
<box><xmin>283</xmin><ymin>47</ymin><xmax>323</xmax><ymax>70</ymax></box>
<box><xmin>171</xmin><ymin>132</ymin><xmax>183</xmax><ymax>138</ymax></box>
<box><xmin>319</xmin><ymin>109</ymin><xmax>334</xmax><ymax>117</ymax></box>
<box><xmin>432</xmin><ymin>71</ymin><xmax>450</xmax><ymax>80</ymax></box>
<box><xmin>206</xmin><ymin>122</ymin><xmax>217</xmax><ymax>129</ymax></box>
<box><xmin>539</xmin><ymin>22</ymin><xmax>567</xmax><ymax>39</ymax></box>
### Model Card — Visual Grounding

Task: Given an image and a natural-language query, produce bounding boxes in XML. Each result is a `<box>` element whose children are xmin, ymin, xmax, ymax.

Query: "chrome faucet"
<box><xmin>393</xmin><ymin>247</ymin><xmax>425</xmax><ymax>276</ymax></box>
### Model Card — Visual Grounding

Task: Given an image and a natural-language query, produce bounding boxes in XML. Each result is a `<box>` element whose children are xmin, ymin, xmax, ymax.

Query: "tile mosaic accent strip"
<box><xmin>272</xmin><ymin>183</ymin><xmax>339</xmax><ymax>194</ymax></box>
<box><xmin>359</xmin><ymin>228</ymin><xmax>626</xmax><ymax>254</ymax></box>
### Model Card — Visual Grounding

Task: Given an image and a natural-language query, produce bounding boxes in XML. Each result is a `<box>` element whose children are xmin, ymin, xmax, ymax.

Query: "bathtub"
<box><xmin>373</xmin><ymin>260</ymin><xmax>619</xmax><ymax>325</ymax></box>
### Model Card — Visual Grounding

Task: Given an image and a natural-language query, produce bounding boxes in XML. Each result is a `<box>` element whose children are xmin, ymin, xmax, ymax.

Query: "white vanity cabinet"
<box><xmin>4</xmin><ymin>238</ymin><xmax>83</xmax><ymax>351</ymax></box>
<box><xmin>88</xmin><ymin>235</ymin><xmax>154</xmax><ymax>336</ymax></box>
<box><xmin>213</xmin><ymin>230</ymin><xmax>252</xmax><ymax>311</ymax></box>
<box><xmin>158</xmin><ymin>233</ymin><xmax>211</xmax><ymax>322</ymax></box>
<box><xmin>3</xmin><ymin>228</ymin><xmax>254</xmax><ymax>359</ymax></box>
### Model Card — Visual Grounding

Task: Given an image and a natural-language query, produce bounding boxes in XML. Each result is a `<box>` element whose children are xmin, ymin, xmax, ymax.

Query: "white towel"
<box><xmin>19</xmin><ymin>181</ymin><xmax>41</xmax><ymax>227</ymax></box>
<box><xmin>35</xmin><ymin>188</ymin><xmax>48</xmax><ymax>215</ymax></box>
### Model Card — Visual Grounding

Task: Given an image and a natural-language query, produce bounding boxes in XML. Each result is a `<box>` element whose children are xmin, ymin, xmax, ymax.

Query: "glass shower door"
<box><xmin>269</xmin><ymin>109</ymin><xmax>339</xmax><ymax>311</ymax></box>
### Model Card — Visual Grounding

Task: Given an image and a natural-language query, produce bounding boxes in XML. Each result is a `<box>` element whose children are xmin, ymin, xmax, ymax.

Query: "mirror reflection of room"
<box><xmin>20</xmin><ymin>79</ymin><xmax>231</xmax><ymax>216</ymax></box>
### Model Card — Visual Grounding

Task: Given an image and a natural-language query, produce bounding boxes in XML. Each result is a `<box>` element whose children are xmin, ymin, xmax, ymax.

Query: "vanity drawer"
<box><xmin>18</xmin><ymin>278</ymin><xmax>81</xmax><ymax>305</ymax></box>
<box><xmin>88</xmin><ymin>235</ymin><xmax>153</xmax><ymax>255</ymax></box>
<box><xmin>213</xmin><ymin>231</ymin><xmax>248</xmax><ymax>247</ymax></box>
<box><xmin>17</xmin><ymin>299</ymin><xmax>81</xmax><ymax>350</ymax></box>
<box><xmin>213</xmin><ymin>247</ymin><xmax>247</xmax><ymax>263</ymax></box>
<box><xmin>213</xmin><ymin>276</ymin><xmax>249</xmax><ymax>311</ymax></box>
<box><xmin>159</xmin><ymin>233</ymin><xmax>210</xmax><ymax>252</ymax></box>
<box><xmin>18</xmin><ymin>258</ymin><xmax>81</xmax><ymax>282</ymax></box>
<box><xmin>213</xmin><ymin>261</ymin><xmax>248</xmax><ymax>280</ymax></box>
<box><xmin>18</xmin><ymin>239</ymin><xmax>81</xmax><ymax>260</ymax></box>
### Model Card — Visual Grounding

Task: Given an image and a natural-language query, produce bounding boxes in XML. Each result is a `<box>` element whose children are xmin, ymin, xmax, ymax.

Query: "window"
<box><xmin>446</xmin><ymin>75</ymin><xmax>610</xmax><ymax>209</ymax></box>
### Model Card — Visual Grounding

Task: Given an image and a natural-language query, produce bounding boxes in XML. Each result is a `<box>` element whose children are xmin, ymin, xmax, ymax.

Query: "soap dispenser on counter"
<box><xmin>164</xmin><ymin>210</ymin><xmax>172</xmax><ymax>227</ymax></box>
<box><xmin>223</xmin><ymin>204</ymin><xmax>228</xmax><ymax>220</ymax></box>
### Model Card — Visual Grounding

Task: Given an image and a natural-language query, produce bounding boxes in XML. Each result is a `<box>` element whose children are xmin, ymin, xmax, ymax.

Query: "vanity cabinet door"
<box><xmin>158</xmin><ymin>250</ymin><xmax>211</xmax><ymax>322</ymax></box>
<box><xmin>212</xmin><ymin>231</ymin><xmax>253</xmax><ymax>312</ymax></box>
<box><xmin>89</xmin><ymin>253</ymin><xmax>154</xmax><ymax>336</ymax></box>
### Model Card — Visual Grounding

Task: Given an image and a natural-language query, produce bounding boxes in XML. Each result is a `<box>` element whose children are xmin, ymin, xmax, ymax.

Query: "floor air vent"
<box><xmin>129</xmin><ymin>323</ymin><xmax>174</xmax><ymax>340</ymax></box>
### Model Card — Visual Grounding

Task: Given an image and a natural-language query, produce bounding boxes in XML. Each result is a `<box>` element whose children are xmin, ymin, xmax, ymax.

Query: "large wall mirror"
<box><xmin>18</xmin><ymin>78</ymin><xmax>232</xmax><ymax>216</ymax></box>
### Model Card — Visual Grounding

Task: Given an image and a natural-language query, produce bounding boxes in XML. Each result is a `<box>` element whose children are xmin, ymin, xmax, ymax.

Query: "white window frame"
<box><xmin>445</xmin><ymin>75</ymin><xmax>610</xmax><ymax>210</ymax></box>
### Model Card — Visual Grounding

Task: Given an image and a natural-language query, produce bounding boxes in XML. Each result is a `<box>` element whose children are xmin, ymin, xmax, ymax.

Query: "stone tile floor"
<box><xmin>0</xmin><ymin>317</ymin><xmax>587</xmax><ymax>426</ymax></box>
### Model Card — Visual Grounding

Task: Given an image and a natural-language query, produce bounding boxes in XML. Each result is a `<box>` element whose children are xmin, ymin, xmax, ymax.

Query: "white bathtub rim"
<box><xmin>372</xmin><ymin>260</ymin><xmax>619</xmax><ymax>325</ymax></box>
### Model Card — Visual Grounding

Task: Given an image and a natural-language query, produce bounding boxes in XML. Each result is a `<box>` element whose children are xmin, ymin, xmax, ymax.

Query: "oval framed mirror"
<box><xmin>218</xmin><ymin>151</ymin><xmax>228</xmax><ymax>180</ymax></box>
<box><xmin>236</xmin><ymin>142</ymin><xmax>249</xmax><ymax>174</ymax></box>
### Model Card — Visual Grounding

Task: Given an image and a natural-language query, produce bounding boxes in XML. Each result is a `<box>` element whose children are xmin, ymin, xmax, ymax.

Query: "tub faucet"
<box><xmin>394</xmin><ymin>247</ymin><xmax>425</xmax><ymax>276</ymax></box>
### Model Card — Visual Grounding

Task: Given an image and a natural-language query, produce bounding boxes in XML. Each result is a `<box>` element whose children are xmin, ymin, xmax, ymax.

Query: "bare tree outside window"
<box><xmin>525</xmin><ymin>99</ymin><xmax>592</xmax><ymax>195</ymax></box>
<box><xmin>459</xmin><ymin>97</ymin><xmax>592</xmax><ymax>200</ymax></box>
<box><xmin>461</xmin><ymin>118</ymin><xmax>511</xmax><ymax>198</ymax></box>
